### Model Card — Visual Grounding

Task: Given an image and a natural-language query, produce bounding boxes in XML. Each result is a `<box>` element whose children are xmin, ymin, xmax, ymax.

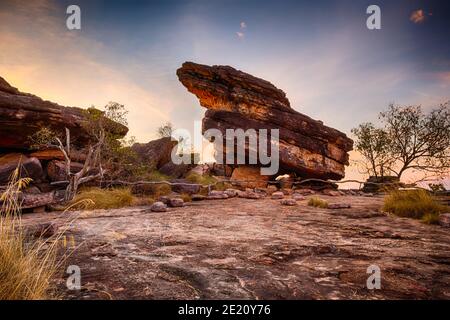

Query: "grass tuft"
<box><xmin>307</xmin><ymin>197</ymin><xmax>329</xmax><ymax>208</ymax></box>
<box><xmin>383</xmin><ymin>189</ymin><xmax>447</xmax><ymax>224</ymax></box>
<box><xmin>70</xmin><ymin>187</ymin><xmax>134</xmax><ymax>210</ymax></box>
<box><xmin>185</xmin><ymin>172</ymin><xmax>217</xmax><ymax>185</ymax></box>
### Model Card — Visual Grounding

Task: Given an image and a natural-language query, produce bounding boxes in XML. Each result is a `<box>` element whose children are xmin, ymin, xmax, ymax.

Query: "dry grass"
<box><xmin>180</xmin><ymin>193</ymin><xmax>192</xmax><ymax>202</ymax></box>
<box><xmin>185</xmin><ymin>172</ymin><xmax>217</xmax><ymax>185</ymax></box>
<box><xmin>383</xmin><ymin>189</ymin><xmax>447</xmax><ymax>224</ymax></box>
<box><xmin>0</xmin><ymin>168</ymin><xmax>59</xmax><ymax>300</ymax></box>
<box><xmin>70</xmin><ymin>187</ymin><xmax>134</xmax><ymax>210</ymax></box>
<box><xmin>307</xmin><ymin>197</ymin><xmax>329</xmax><ymax>208</ymax></box>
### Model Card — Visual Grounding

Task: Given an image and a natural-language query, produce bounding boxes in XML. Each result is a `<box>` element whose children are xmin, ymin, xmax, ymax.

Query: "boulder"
<box><xmin>0</xmin><ymin>76</ymin><xmax>128</xmax><ymax>150</ymax></box>
<box><xmin>150</xmin><ymin>201</ymin><xmax>167</xmax><ymax>212</ymax></box>
<box><xmin>0</xmin><ymin>153</ymin><xmax>44</xmax><ymax>184</ymax></box>
<box><xmin>207</xmin><ymin>190</ymin><xmax>229</xmax><ymax>200</ymax></box>
<box><xmin>230</xmin><ymin>166</ymin><xmax>269</xmax><ymax>189</ymax></box>
<box><xmin>170</xmin><ymin>179</ymin><xmax>201</xmax><ymax>194</ymax></box>
<box><xmin>159</xmin><ymin>162</ymin><xmax>194</xmax><ymax>178</ymax></box>
<box><xmin>177</xmin><ymin>62</ymin><xmax>353</xmax><ymax>180</ymax></box>
<box><xmin>46</xmin><ymin>160</ymin><xmax>84</xmax><ymax>182</ymax></box>
<box><xmin>131</xmin><ymin>137</ymin><xmax>178</xmax><ymax>170</ymax></box>
<box><xmin>271</xmin><ymin>191</ymin><xmax>284</xmax><ymax>200</ymax></box>
<box><xmin>168</xmin><ymin>198</ymin><xmax>184</xmax><ymax>208</ymax></box>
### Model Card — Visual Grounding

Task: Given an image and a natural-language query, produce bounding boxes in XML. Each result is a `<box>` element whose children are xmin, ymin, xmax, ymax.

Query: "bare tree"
<box><xmin>29</xmin><ymin>127</ymin><xmax>105</xmax><ymax>202</ymax></box>
<box><xmin>157</xmin><ymin>122</ymin><xmax>173</xmax><ymax>138</ymax></box>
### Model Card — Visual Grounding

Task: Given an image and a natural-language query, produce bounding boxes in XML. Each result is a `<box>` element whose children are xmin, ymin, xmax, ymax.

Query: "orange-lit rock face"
<box><xmin>0</xmin><ymin>76</ymin><xmax>128</xmax><ymax>150</ymax></box>
<box><xmin>177</xmin><ymin>62</ymin><xmax>353</xmax><ymax>180</ymax></box>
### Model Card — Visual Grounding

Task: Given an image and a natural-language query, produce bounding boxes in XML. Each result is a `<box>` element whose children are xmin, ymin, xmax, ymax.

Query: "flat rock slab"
<box><xmin>21</xmin><ymin>195</ymin><xmax>450</xmax><ymax>300</ymax></box>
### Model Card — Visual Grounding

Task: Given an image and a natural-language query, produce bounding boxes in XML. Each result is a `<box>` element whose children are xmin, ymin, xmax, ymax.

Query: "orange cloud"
<box><xmin>410</xmin><ymin>9</ymin><xmax>426</xmax><ymax>24</ymax></box>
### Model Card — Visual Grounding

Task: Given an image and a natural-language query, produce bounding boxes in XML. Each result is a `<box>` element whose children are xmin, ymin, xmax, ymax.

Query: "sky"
<box><xmin>0</xmin><ymin>0</ymin><xmax>449</xmax><ymax>186</ymax></box>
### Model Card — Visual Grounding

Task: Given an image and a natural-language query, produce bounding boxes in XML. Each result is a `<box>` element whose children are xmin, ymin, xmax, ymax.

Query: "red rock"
<box><xmin>0</xmin><ymin>76</ymin><xmax>128</xmax><ymax>150</ymax></box>
<box><xmin>0</xmin><ymin>153</ymin><xmax>44</xmax><ymax>184</ymax></box>
<box><xmin>177</xmin><ymin>62</ymin><xmax>353</xmax><ymax>180</ymax></box>
<box><xmin>230</xmin><ymin>166</ymin><xmax>269</xmax><ymax>189</ymax></box>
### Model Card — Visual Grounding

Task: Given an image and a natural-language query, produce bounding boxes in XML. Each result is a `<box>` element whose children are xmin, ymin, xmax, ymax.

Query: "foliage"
<box><xmin>351</xmin><ymin>122</ymin><xmax>393</xmax><ymax>178</ymax></box>
<box><xmin>307</xmin><ymin>197</ymin><xmax>329</xmax><ymax>208</ymax></box>
<box><xmin>157</xmin><ymin>122</ymin><xmax>174</xmax><ymax>138</ymax></box>
<box><xmin>352</xmin><ymin>102</ymin><xmax>450</xmax><ymax>181</ymax></box>
<box><xmin>428</xmin><ymin>183</ymin><xmax>446</xmax><ymax>193</ymax></box>
<box><xmin>383</xmin><ymin>189</ymin><xmax>448</xmax><ymax>223</ymax></box>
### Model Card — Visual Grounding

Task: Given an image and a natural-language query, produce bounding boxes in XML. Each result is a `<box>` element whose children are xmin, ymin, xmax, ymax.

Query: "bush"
<box><xmin>185</xmin><ymin>172</ymin><xmax>217</xmax><ymax>185</ymax></box>
<box><xmin>383</xmin><ymin>189</ymin><xmax>448</xmax><ymax>224</ymax></box>
<box><xmin>70</xmin><ymin>187</ymin><xmax>134</xmax><ymax>210</ymax></box>
<box><xmin>0</xmin><ymin>167</ymin><xmax>59</xmax><ymax>299</ymax></box>
<box><xmin>307</xmin><ymin>197</ymin><xmax>329</xmax><ymax>208</ymax></box>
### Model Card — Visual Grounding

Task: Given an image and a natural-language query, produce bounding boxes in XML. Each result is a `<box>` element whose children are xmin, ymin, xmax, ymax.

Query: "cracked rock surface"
<box><xmin>22</xmin><ymin>195</ymin><xmax>450</xmax><ymax>299</ymax></box>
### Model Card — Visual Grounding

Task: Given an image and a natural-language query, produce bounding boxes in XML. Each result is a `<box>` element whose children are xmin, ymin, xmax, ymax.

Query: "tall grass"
<box><xmin>0</xmin><ymin>167</ymin><xmax>59</xmax><ymax>300</ymax></box>
<box><xmin>383</xmin><ymin>189</ymin><xmax>448</xmax><ymax>224</ymax></box>
<box><xmin>185</xmin><ymin>172</ymin><xmax>217</xmax><ymax>185</ymax></box>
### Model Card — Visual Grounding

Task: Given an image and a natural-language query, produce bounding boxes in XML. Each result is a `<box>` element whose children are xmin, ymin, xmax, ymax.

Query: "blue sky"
<box><xmin>0</xmin><ymin>0</ymin><xmax>449</xmax><ymax>183</ymax></box>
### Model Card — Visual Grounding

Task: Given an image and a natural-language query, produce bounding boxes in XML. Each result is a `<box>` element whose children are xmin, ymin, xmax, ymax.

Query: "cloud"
<box><xmin>410</xmin><ymin>9</ymin><xmax>426</xmax><ymax>24</ymax></box>
<box><xmin>240</xmin><ymin>21</ymin><xmax>247</xmax><ymax>29</ymax></box>
<box><xmin>236</xmin><ymin>31</ymin><xmax>245</xmax><ymax>39</ymax></box>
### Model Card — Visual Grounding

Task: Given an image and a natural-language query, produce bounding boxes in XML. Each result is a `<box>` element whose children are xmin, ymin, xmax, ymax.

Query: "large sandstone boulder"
<box><xmin>0</xmin><ymin>76</ymin><xmax>128</xmax><ymax>150</ymax></box>
<box><xmin>177</xmin><ymin>62</ymin><xmax>353</xmax><ymax>180</ymax></box>
<box><xmin>231</xmin><ymin>166</ymin><xmax>270</xmax><ymax>189</ymax></box>
<box><xmin>0</xmin><ymin>153</ymin><xmax>44</xmax><ymax>184</ymax></box>
<box><xmin>131</xmin><ymin>137</ymin><xmax>178</xmax><ymax>170</ymax></box>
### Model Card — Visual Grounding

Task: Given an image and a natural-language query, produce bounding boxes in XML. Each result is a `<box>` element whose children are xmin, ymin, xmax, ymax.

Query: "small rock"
<box><xmin>207</xmin><ymin>191</ymin><xmax>229</xmax><ymax>200</ymax></box>
<box><xmin>150</xmin><ymin>202</ymin><xmax>167</xmax><ymax>212</ymax></box>
<box><xmin>280</xmin><ymin>199</ymin><xmax>297</xmax><ymax>206</ymax></box>
<box><xmin>266</xmin><ymin>185</ymin><xmax>278</xmax><ymax>195</ymax></box>
<box><xmin>328</xmin><ymin>203</ymin><xmax>351</xmax><ymax>209</ymax></box>
<box><xmin>280</xmin><ymin>189</ymin><xmax>292</xmax><ymax>195</ymax></box>
<box><xmin>439</xmin><ymin>213</ymin><xmax>450</xmax><ymax>228</ymax></box>
<box><xmin>294</xmin><ymin>188</ymin><xmax>315</xmax><ymax>195</ymax></box>
<box><xmin>158</xmin><ymin>196</ymin><xmax>170</xmax><ymax>204</ymax></box>
<box><xmin>224</xmin><ymin>189</ymin><xmax>238</xmax><ymax>197</ymax></box>
<box><xmin>238</xmin><ymin>191</ymin><xmax>260</xmax><ymax>199</ymax></box>
<box><xmin>271</xmin><ymin>191</ymin><xmax>284</xmax><ymax>199</ymax></box>
<box><xmin>292</xmin><ymin>193</ymin><xmax>306</xmax><ymax>201</ymax></box>
<box><xmin>322</xmin><ymin>189</ymin><xmax>341</xmax><ymax>196</ymax></box>
<box><xmin>191</xmin><ymin>194</ymin><xmax>206</xmax><ymax>201</ymax></box>
<box><xmin>168</xmin><ymin>198</ymin><xmax>184</xmax><ymax>207</ymax></box>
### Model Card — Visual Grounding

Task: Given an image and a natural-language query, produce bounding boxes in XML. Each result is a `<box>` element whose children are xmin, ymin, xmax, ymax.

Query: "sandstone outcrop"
<box><xmin>177</xmin><ymin>62</ymin><xmax>353</xmax><ymax>181</ymax></box>
<box><xmin>0</xmin><ymin>76</ymin><xmax>128</xmax><ymax>150</ymax></box>
<box><xmin>131</xmin><ymin>137</ymin><xmax>177</xmax><ymax>170</ymax></box>
<box><xmin>0</xmin><ymin>76</ymin><xmax>128</xmax><ymax>210</ymax></box>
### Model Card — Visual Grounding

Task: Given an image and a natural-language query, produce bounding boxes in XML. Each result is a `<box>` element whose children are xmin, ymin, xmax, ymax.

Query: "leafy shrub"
<box><xmin>307</xmin><ymin>197</ymin><xmax>329</xmax><ymax>208</ymax></box>
<box><xmin>383</xmin><ymin>189</ymin><xmax>448</xmax><ymax>224</ymax></box>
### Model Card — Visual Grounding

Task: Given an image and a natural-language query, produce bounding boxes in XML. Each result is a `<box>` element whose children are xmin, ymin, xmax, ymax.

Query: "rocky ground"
<box><xmin>22</xmin><ymin>194</ymin><xmax>450</xmax><ymax>300</ymax></box>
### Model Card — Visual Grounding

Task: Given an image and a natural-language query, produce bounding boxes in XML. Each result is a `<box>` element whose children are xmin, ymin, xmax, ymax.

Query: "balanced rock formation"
<box><xmin>177</xmin><ymin>62</ymin><xmax>353</xmax><ymax>180</ymax></box>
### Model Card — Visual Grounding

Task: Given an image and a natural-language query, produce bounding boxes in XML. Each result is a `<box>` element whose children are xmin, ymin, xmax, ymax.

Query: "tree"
<box><xmin>380</xmin><ymin>102</ymin><xmax>450</xmax><ymax>179</ymax></box>
<box><xmin>351</xmin><ymin>123</ymin><xmax>393</xmax><ymax>178</ymax></box>
<box><xmin>29</xmin><ymin>102</ymin><xmax>130</xmax><ymax>201</ymax></box>
<box><xmin>352</xmin><ymin>102</ymin><xmax>450</xmax><ymax>181</ymax></box>
<box><xmin>157</xmin><ymin>122</ymin><xmax>173</xmax><ymax>138</ymax></box>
